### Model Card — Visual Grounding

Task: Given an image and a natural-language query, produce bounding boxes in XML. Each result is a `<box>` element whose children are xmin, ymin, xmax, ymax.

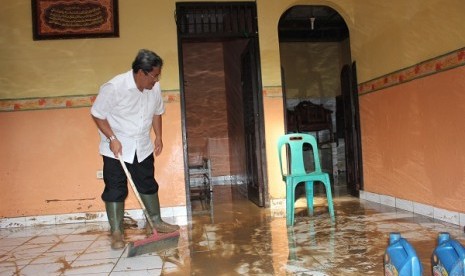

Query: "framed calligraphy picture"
<box><xmin>31</xmin><ymin>0</ymin><xmax>119</xmax><ymax>40</ymax></box>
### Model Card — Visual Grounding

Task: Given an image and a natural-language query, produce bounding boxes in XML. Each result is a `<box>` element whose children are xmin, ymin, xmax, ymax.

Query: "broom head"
<box><xmin>127</xmin><ymin>230</ymin><xmax>180</xmax><ymax>257</ymax></box>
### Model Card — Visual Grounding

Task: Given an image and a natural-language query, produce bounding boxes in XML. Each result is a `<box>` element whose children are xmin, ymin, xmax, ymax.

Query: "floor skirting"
<box><xmin>0</xmin><ymin>206</ymin><xmax>187</xmax><ymax>229</ymax></box>
<box><xmin>360</xmin><ymin>190</ymin><xmax>465</xmax><ymax>227</ymax></box>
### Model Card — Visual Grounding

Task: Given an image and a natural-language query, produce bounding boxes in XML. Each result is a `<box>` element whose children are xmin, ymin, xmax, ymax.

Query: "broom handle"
<box><xmin>118</xmin><ymin>154</ymin><xmax>155</xmax><ymax>230</ymax></box>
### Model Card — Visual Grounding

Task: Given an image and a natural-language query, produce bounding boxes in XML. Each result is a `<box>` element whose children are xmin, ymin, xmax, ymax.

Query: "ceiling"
<box><xmin>278</xmin><ymin>5</ymin><xmax>349</xmax><ymax>42</ymax></box>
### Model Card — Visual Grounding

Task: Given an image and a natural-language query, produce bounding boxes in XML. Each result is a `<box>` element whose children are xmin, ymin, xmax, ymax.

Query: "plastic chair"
<box><xmin>277</xmin><ymin>133</ymin><xmax>335</xmax><ymax>226</ymax></box>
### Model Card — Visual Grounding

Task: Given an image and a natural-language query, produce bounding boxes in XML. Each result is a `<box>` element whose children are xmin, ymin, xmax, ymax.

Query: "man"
<box><xmin>91</xmin><ymin>49</ymin><xmax>179</xmax><ymax>250</ymax></box>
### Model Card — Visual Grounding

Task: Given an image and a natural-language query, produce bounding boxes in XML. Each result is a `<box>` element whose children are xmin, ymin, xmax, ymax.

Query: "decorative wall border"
<box><xmin>358</xmin><ymin>47</ymin><xmax>465</xmax><ymax>95</ymax></box>
<box><xmin>263</xmin><ymin>86</ymin><xmax>283</xmax><ymax>98</ymax></box>
<box><xmin>0</xmin><ymin>90</ymin><xmax>180</xmax><ymax>112</ymax></box>
<box><xmin>0</xmin><ymin>86</ymin><xmax>278</xmax><ymax>112</ymax></box>
<box><xmin>3</xmin><ymin>46</ymin><xmax>464</xmax><ymax>112</ymax></box>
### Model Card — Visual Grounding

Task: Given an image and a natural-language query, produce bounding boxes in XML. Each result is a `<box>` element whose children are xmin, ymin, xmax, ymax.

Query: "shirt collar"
<box><xmin>125</xmin><ymin>70</ymin><xmax>140</xmax><ymax>92</ymax></box>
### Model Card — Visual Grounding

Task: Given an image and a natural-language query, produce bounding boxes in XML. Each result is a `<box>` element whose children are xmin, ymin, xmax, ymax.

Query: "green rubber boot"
<box><xmin>105</xmin><ymin>201</ymin><xmax>125</xmax><ymax>250</ymax></box>
<box><xmin>140</xmin><ymin>193</ymin><xmax>180</xmax><ymax>233</ymax></box>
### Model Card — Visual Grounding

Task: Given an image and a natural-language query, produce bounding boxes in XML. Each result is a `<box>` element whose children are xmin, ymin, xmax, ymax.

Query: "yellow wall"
<box><xmin>1</xmin><ymin>0</ymin><xmax>465</xmax><ymax>219</ymax></box>
<box><xmin>351</xmin><ymin>0</ymin><xmax>465</xmax><ymax>82</ymax></box>
<box><xmin>256</xmin><ymin>0</ymin><xmax>354</xmax><ymax>87</ymax></box>
<box><xmin>0</xmin><ymin>0</ymin><xmax>181</xmax><ymax>99</ymax></box>
<box><xmin>263</xmin><ymin>93</ymin><xmax>286</xmax><ymax>201</ymax></box>
<box><xmin>2</xmin><ymin>1</ymin><xmax>461</xmax><ymax>98</ymax></box>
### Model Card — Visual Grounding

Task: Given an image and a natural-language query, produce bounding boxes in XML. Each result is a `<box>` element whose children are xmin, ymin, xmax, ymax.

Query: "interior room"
<box><xmin>279</xmin><ymin>5</ymin><xmax>352</xmax><ymax>198</ymax></box>
<box><xmin>183</xmin><ymin>40</ymin><xmax>251</xmax><ymax>215</ymax></box>
<box><xmin>178</xmin><ymin>2</ymin><xmax>267</xmax><ymax>213</ymax></box>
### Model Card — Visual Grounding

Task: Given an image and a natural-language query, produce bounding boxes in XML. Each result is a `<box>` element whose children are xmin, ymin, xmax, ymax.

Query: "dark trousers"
<box><xmin>102</xmin><ymin>153</ymin><xmax>158</xmax><ymax>202</ymax></box>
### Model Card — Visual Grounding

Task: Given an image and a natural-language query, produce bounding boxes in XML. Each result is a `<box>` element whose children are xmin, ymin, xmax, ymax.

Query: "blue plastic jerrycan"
<box><xmin>384</xmin><ymin>232</ymin><xmax>423</xmax><ymax>276</ymax></box>
<box><xmin>431</xmin><ymin>232</ymin><xmax>465</xmax><ymax>276</ymax></box>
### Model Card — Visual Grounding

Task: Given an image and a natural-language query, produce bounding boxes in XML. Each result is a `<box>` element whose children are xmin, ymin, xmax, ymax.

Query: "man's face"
<box><xmin>141</xmin><ymin>67</ymin><xmax>161</xmax><ymax>90</ymax></box>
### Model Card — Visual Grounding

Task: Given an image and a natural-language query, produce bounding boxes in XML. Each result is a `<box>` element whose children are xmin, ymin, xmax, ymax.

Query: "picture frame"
<box><xmin>31</xmin><ymin>0</ymin><xmax>119</xmax><ymax>40</ymax></box>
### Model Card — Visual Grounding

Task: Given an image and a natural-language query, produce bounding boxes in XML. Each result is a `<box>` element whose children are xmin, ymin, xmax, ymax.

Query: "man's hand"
<box><xmin>110</xmin><ymin>139</ymin><xmax>122</xmax><ymax>158</ymax></box>
<box><xmin>154</xmin><ymin>137</ymin><xmax>163</xmax><ymax>156</ymax></box>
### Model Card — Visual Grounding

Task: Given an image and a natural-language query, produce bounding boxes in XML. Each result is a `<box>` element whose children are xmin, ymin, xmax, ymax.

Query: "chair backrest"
<box><xmin>286</xmin><ymin>109</ymin><xmax>298</xmax><ymax>133</ymax></box>
<box><xmin>294</xmin><ymin>101</ymin><xmax>332</xmax><ymax>132</ymax></box>
<box><xmin>277</xmin><ymin>133</ymin><xmax>322</xmax><ymax>176</ymax></box>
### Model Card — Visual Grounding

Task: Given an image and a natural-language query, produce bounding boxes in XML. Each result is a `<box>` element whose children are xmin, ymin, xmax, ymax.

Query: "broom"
<box><xmin>118</xmin><ymin>154</ymin><xmax>180</xmax><ymax>257</ymax></box>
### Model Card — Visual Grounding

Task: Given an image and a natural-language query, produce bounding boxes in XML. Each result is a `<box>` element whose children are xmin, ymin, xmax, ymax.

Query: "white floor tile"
<box><xmin>62</xmin><ymin>233</ymin><xmax>100</xmax><ymax>243</ymax></box>
<box><xmin>48</xmin><ymin>240</ymin><xmax>93</xmax><ymax>252</ymax></box>
<box><xmin>9</xmin><ymin>243</ymin><xmax>52</xmax><ymax>259</ymax></box>
<box><xmin>75</xmin><ymin>248</ymin><xmax>125</xmax><ymax>261</ymax></box>
<box><xmin>110</xmin><ymin>269</ymin><xmax>162</xmax><ymax>275</ymax></box>
<box><xmin>19</xmin><ymin>262</ymin><xmax>63</xmax><ymax>276</ymax></box>
<box><xmin>113</xmin><ymin>255</ymin><xmax>163</xmax><ymax>271</ymax></box>
<box><xmin>3</xmin><ymin>228</ymin><xmax>45</xmax><ymax>238</ymax></box>
<box><xmin>29</xmin><ymin>250</ymin><xmax>80</xmax><ymax>265</ymax></box>
<box><xmin>1</xmin><ymin>255</ymin><xmax>35</xmax><ymax>267</ymax></box>
<box><xmin>84</xmin><ymin>239</ymin><xmax>112</xmax><ymax>252</ymax></box>
<box><xmin>62</xmin><ymin>258</ymin><xmax>118</xmax><ymax>275</ymax></box>
<box><xmin>44</xmin><ymin>225</ymin><xmax>82</xmax><ymax>236</ymax></box>
<box><xmin>25</xmin><ymin>235</ymin><xmax>61</xmax><ymax>244</ymax></box>
<box><xmin>70</xmin><ymin>223</ymin><xmax>108</xmax><ymax>234</ymax></box>
<box><xmin>0</xmin><ymin>248</ymin><xmax>15</xmax><ymax>261</ymax></box>
<box><xmin>0</xmin><ymin>236</ymin><xmax>31</xmax><ymax>247</ymax></box>
<box><xmin>0</xmin><ymin>266</ymin><xmax>24</xmax><ymax>275</ymax></box>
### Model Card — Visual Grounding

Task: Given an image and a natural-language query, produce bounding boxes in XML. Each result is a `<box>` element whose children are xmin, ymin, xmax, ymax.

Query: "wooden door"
<box><xmin>241</xmin><ymin>40</ymin><xmax>265</xmax><ymax>207</ymax></box>
<box><xmin>340</xmin><ymin>62</ymin><xmax>363</xmax><ymax>196</ymax></box>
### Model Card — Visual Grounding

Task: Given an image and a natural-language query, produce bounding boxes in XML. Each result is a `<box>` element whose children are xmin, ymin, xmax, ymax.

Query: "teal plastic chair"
<box><xmin>277</xmin><ymin>133</ymin><xmax>335</xmax><ymax>226</ymax></box>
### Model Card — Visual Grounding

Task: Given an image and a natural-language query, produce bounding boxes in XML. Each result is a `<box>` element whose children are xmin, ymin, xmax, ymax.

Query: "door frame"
<box><xmin>278</xmin><ymin>5</ymin><xmax>363</xmax><ymax>197</ymax></box>
<box><xmin>175</xmin><ymin>2</ymin><xmax>269</xmax><ymax>213</ymax></box>
<box><xmin>341</xmin><ymin>63</ymin><xmax>363</xmax><ymax>196</ymax></box>
<box><xmin>241</xmin><ymin>39</ymin><xmax>267</xmax><ymax>207</ymax></box>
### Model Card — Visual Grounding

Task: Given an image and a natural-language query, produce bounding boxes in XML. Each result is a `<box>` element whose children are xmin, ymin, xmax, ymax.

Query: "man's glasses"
<box><xmin>146</xmin><ymin>72</ymin><xmax>160</xmax><ymax>81</ymax></box>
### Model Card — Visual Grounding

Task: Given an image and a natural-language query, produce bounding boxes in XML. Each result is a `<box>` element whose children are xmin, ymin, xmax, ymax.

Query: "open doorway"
<box><xmin>278</xmin><ymin>5</ymin><xmax>362</xmax><ymax>197</ymax></box>
<box><xmin>175</xmin><ymin>2</ymin><xmax>267</xmax><ymax>217</ymax></box>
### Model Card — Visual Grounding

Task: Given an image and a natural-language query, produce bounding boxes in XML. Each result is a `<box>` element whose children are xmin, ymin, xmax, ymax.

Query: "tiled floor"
<box><xmin>1</xmin><ymin>185</ymin><xmax>464</xmax><ymax>276</ymax></box>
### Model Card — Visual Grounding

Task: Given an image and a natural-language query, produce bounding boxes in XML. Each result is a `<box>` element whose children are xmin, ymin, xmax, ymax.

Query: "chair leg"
<box><xmin>286</xmin><ymin>181</ymin><xmax>295</xmax><ymax>226</ymax></box>
<box><xmin>287</xmin><ymin>228</ymin><xmax>298</xmax><ymax>260</ymax></box>
<box><xmin>304</xmin><ymin>181</ymin><xmax>314</xmax><ymax>216</ymax></box>
<box><xmin>324</xmin><ymin>175</ymin><xmax>335</xmax><ymax>221</ymax></box>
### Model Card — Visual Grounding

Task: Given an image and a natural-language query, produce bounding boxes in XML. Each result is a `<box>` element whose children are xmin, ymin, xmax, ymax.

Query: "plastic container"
<box><xmin>384</xmin><ymin>232</ymin><xmax>423</xmax><ymax>276</ymax></box>
<box><xmin>431</xmin><ymin>232</ymin><xmax>465</xmax><ymax>276</ymax></box>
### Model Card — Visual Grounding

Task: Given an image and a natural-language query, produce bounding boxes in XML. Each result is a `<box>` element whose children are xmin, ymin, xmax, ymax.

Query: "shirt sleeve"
<box><xmin>91</xmin><ymin>83</ymin><xmax>117</xmax><ymax>119</ymax></box>
<box><xmin>153</xmin><ymin>83</ymin><xmax>165</xmax><ymax>116</ymax></box>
